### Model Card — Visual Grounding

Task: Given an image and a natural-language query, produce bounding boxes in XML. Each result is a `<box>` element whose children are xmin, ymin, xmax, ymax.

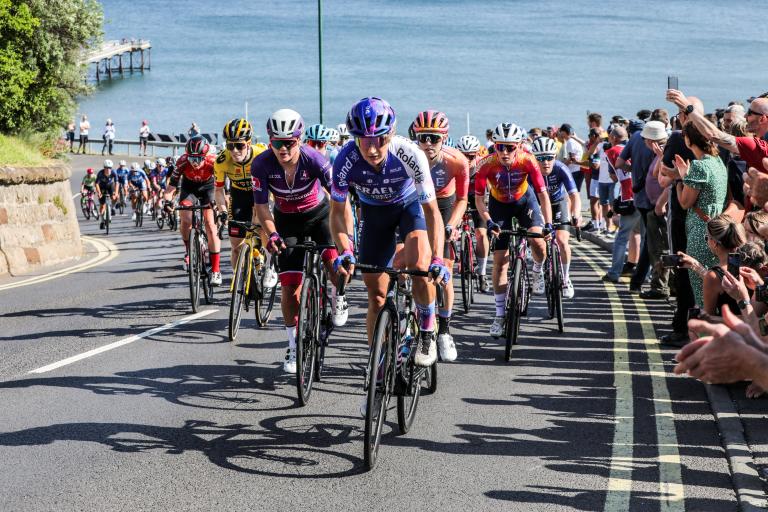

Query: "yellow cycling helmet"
<box><xmin>223</xmin><ymin>118</ymin><xmax>253</xmax><ymax>141</ymax></box>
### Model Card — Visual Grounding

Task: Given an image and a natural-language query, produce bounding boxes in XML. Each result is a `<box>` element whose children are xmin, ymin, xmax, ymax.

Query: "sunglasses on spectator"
<box><xmin>495</xmin><ymin>143</ymin><xmax>518</xmax><ymax>153</ymax></box>
<box><xmin>271</xmin><ymin>139</ymin><xmax>298</xmax><ymax>150</ymax></box>
<box><xmin>747</xmin><ymin>109</ymin><xmax>765</xmax><ymax>118</ymax></box>
<box><xmin>535</xmin><ymin>155</ymin><xmax>555</xmax><ymax>162</ymax></box>
<box><xmin>417</xmin><ymin>133</ymin><xmax>443</xmax><ymax>145</ymax></box>
<box><xmin>355</xmin><ymin>135</ymin><xmax>390</xmax><ymax>149</ymax></box>
<box><xmin>226</xmin><ymin>142</ymin><xmax>248</xmax><ymax>151</ymax></box>
<box><xmin>188</xmin><ymin>155</ymin><xmax>205</xmax><ymax>164</ymax></box>
<box><xmin>306</xmin><ymin>139</ymin><xmax>327</xmax><ymax>149</ymax></box>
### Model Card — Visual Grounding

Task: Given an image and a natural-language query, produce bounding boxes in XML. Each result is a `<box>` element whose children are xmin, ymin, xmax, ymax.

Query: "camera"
<box><xmin>661</xmin><ymin>254</ymin><xmax>683</xmax><ymax>268</ymax></box>
<box><xmin>727</xmin><ymin>252</ymin><xmax>741</xmax><ymax>278</ymax></box>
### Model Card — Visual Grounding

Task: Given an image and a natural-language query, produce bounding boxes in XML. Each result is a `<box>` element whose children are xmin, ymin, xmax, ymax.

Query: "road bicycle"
<box><xmin>80</xmin><ymin>190</ymin><xmax>98</xmax><ymax>220</ymax></box>
<box><xmin>117</xmin><ymin>186</ymin><xmax>125</xmax><ymax>215</ymax></box>
<box><xmin>228</xmin><ymin>220</ymin><xmax>278</xmax><ymax>342</ymax></box>
<box><xmin>339</xmin><ymin>262</ymin><xmax>440</xmax><ymax>470</ymax></box>
<box><xmin>177</xmin><ymin>204</ymin><xmax>215</xmax><ymax>313</ymax></box>
<box><xmin>451</xmin><ymin>211</ymin><xmax>477</xmax><ymax>313</ymax></box>
<box><xmin>100</xmin><ymin>193</ymin><xmax>113</xmax><ymax>235</ymax></box>
<box><xmin>544</xmin><ymin>220</ymin><xmax>581</xmax><ymax>333</ymax></box>
<box><xmin>133</xmin><ymin>190</ymin><xmax>144</xmax><ymax>228</ymax></box>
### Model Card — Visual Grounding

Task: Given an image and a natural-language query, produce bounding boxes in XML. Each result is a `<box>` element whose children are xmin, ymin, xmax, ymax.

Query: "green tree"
<box><xmin>0</xmin><ymin>0</ymin><xmax>102</xmax><ymax>134</ymax></box>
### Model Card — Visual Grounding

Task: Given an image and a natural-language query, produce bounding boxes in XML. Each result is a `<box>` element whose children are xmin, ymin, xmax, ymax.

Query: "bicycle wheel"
<box><xmin>135</xmin><ymin>198</ymin><xmax>143</xmax><ymax>227</ymax></box>
<box><xmin>256</xmin><ymin>255</ymin><xmax>278</xmax><ymax>327</ymax></box>
<box><xmin>104</xmin><ymin>200</ymin><xmax>111</xmax><ymax>235</ymax></box>
<box><xmin>200</xmin><ymin>236</ymin><xmax>214</xmax><ymax>305</ymax></box>
<box><xmin>228</xmin><ymin>244</ymin><xmax>250</xmax><ymax>342</ymax></box>
<box><xmin>397</xmin><ymin>313</ymin><xmax>422</xmax><ymax>434</ymax></box>
<box><xmin>364</xmin><ymin>307</ymin><xmax>395</xmax><ymax>470</ymax></box>
<box><xmin>188</xmin><ymin>230</ymin><xmax>201</xmax><ymax>313</ymax></box>
<box><xmin>81</xmin><ymin>196</ymin><xmax>90</xmax><ymax>220</ymax></box>
<box><xmin>156</xmin><ymin>207</ymin><xmax>165</xmax><ymax>230</ymax></box>
<box><xmin>460</xmin><ymin>233</ymin><xmax>470</xmax><ymax>313</ymax></box>
<box><xmin>90</xmin><ymin>199</ymin><xmax>98</xmax><ymax>220</ymax></box>
<box><xmin>314</xmin><ymin>272</ymin><xmax>330</xmax><ymax>382</ymax></box>
<box><xmin>545</xmin><ymin>253</ymin><xmax>555</xmax><ymax>320</ymax></box>
<box><xmin>117</xmin><ymin>192</ymin><xmax>124</xmax><ymax>215</ymax></box>
<box><xmin>552</xmin><ymin>244</ymin><xmax>564</xmax><ymax>333</ymax></box>
<box><xmin>295</xmin><ymin>275</ymin><xmax>318</xmax><ymax>406</ymax></box>
<box><xmin>504</xmin><ymin>258</ymin><xmax>523</xmax><ymax>361</ymax></box>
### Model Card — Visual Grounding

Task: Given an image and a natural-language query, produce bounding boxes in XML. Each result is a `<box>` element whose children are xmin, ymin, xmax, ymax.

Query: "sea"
<box><xmin>77</xmin><ymin>0</ymin><xmax>768</xmax><ymax>141</ymax></box>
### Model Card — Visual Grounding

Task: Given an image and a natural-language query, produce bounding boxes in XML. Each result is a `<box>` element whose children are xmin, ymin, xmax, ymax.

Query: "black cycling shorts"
<box><xmin>179</xmin><ymin>178</ymin><xmax>215</xmax><ymax>207</ymax></box>
<box><xmin>228</xmin><ymin>187</ymin><xmax>254</xmax><ymax>238</ymax></box>
<box><xmin>467</xmin><ymin>193</ymin><xmax>487</xmax><ymax>229</ymax></box>
<box><xmin>437</xmin><ymin>194</ymin><xmax>455</xmax><ymax>259</ymax></box>
<box><xmin>550</xmin><ymin>197</ymin><xmax>570</xmax><ymax>230</ymax></box>
<box><xmin>488</xmin><ymin>187</ymin><xmax>544</xmax><ymax>250</ymax></box>
<box><xmin>274</xmin><ymin>200</ymin><xmax>334</xmax><ymax>277</ymax></box>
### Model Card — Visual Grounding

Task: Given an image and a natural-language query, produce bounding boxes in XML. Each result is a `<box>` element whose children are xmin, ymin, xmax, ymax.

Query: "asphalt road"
<box><xmin>0</xmin><ymin>159</ymin><xmax>742</xmax><ymax>511</ymax></box>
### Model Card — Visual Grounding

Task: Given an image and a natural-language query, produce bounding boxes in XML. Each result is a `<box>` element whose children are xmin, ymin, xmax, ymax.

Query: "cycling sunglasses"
<box><xmin>306</xmin><ymin>139</ymin><xmax>327</xmax><ymax>149</ymax></box>
<box><xmin>417</xmin><ymin>133</ymin><xmax>443</xmax><ymax>145</ymax></box>
<box><xmin>535</xmin><ymin>155</ymin><xmax>555</xmax><ymax>162</ymax></box>
<box><xmin>271</xmin><ymin>139</ymin><xmax>298</xmax><ymax>150</ymax></box>
<box><xmin>463</xmin><ymin>153</ymin><xmax>477</xmax><ymax>160</ymax></box>
<box><xmin>355</xmin><ymin>135</ymin><xmax>390</xmax><ymax>149</ymax></box>
<box><xmin>188</xmin><ymin>155</ymin><xmax>205</xmax><ymax>164</ymax></box>
<box><xmin>495</xmin><ymin>143</ymin><xmax>518</xmax><ymax>153</ymax></box>
<box><xmin>226</xmin><ymin>142</ymin><xmax>248</xmax><ymax>151</ymax></box>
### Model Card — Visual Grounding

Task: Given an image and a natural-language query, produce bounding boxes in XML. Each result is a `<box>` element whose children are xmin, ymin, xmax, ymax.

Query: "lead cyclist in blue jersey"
<box><xmin>330</xmin><ymin>97</ymin><xmax>449</xmax><ymax>380</ymax></box>
<box><xmin>531</xmin><ymin>137</ymin><xmax>581</xmax><ymax>299</ymax></box>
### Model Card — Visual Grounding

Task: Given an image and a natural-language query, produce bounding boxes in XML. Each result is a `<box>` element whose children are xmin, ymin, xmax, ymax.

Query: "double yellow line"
<box><xmin>577</xmin><ymin>244</ymin><xmax>684</xmax><ymax>510</ymax></box>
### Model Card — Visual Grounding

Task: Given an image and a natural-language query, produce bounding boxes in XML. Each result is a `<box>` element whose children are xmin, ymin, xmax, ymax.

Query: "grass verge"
<box><xmin>0</xmin><ymin>134</ymin><xmax>54</xmax><ymax>166</ymax></box>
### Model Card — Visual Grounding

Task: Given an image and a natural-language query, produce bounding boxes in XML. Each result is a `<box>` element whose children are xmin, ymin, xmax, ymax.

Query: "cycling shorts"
<box><xmin>550</xmin><ymin>197</ymin><xmax>570</xmax><ymax>230</ymax></box>
<box><xmin>228</xmin><ymin>187</ymin><xmax>254</xmax><ymax>238</ymax></box>
<box><xmin>359</xmin><ymin>198</ymin><xmax>426</xmax><ymax>271</ymax></box>
<box><xmin>489</xmin><ymin>187</ymin><xmax>544</xmax><ymax>250</ymax></box>
<box><xmin>467</xmin><ymin>193</ymin><xmax>487</xmax><ymax>229</ymax></box>
<box><xmin>128</xmin><ymin>180</ymin><xmax>147</xmax><ymax>192</ymax></box>
<box><xmin>179</xmin><ymin>178</ymin><xmax>215</xmax><ymax>207</ymax></box>
<box><xmin>273</xmin><ymin>199</ymin><xmax>336</xmax><ymax>285</ymax></box>
<box><xmin>438</xmin><ymin>194</ymin><xmax>455</xmax><ymax>259</ymax></box>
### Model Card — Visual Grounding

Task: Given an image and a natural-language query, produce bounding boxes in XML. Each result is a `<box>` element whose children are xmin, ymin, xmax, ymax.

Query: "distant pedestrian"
<box><xmin>102</xmin><ymin>119</ymin><xmax>115</xmax><ymax>155</ymax></box>
<box><xmin>78</xmin><ymin>114</ymin><xmax>90</xmax><ymax>154</ymax></box>
<box><xmin>188</xmin><ymin>122</ymin><xmax>200</xmax><ymax>138</ymax></box>
<box><xmin>139</xmin><ymin>120</ymin><xmax>150</xmax><ymax>156</ymax></box>
<box><xmin>66</xmin><ymin>120</ymin><xmax>75</xmax><ymax>152</ymax></box>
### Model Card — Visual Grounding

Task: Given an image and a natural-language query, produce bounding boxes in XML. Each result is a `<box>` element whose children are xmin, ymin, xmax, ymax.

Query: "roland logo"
<box><xmin>396</xmin><ymin>147</ymin><xmax>418</xmax><ymax>171</ymax></box>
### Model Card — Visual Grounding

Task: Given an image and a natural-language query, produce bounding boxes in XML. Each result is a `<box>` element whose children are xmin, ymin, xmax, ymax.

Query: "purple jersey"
<box><xmin>544</xmin><ymin>160</ymin><xmax>577</xmax><ymax>202</ymax></box>
<box><xmin>251</xmin><ymin>145</ymin><xmax>332</xmax><ymax>213</ymax></box>
<box><xmin>331</xmin><ymin>136</ymin><xmax>435</xmax><ymax>206</ymax></box>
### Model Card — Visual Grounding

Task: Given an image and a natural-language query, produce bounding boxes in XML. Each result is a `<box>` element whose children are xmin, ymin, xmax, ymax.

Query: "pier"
<box><xmin>82</xmin><ymin>39</ymin><xmax>151</xmax><ymax>82</ymax></box>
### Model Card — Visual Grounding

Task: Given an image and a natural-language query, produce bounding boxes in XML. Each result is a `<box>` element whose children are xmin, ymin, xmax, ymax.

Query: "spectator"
<box><xmin>597</xmin><ymin>127</ymin><xmax>627</xmax><ymax>235</ymax></box>
<box><xmin>188</xmin><ymin>122</ymin><xmax>200</xmax><ymax>138</ymax></box>
<box><xmin>673</xmin><ymin>121</ymin><xmax>728</xmax><ymax>306</ymax></box>
<box><xmin>139</xmin><ymin>120</ymin><xmax>150</xmax><ymax>156</ymax></box>
<box><xmin>66</xmin><ymin>120</ymin><xmax>75</xmax><ymax>152</ymax></box>
<box><xmin>485</xmin><ymin>128</ymin><xmax>494</xmax><ymax>150</ymax></box>
<box><xmin>557</xmin><ymin>123</ymin><xmax>586</xmax><ymax>194</ymax></box>
<box><xmin>744</xmin><ymin>210</ymin><xmax>768</xmax><ymax>241</ymax></box>
<box><xmin>528</xmin><ymin>127</ymin><xmax>543</xmax><ymax>140</ymax></box>
<box><xmin>637</xmin><ymin>109</ymin><xmax>652</xmax><ymax>122</ymax></box>
<box><xmin>102</xmin><ymin>119</ymin><xmax>115</xmax><ymax>156</ymax></box>
<box><xmin>722</xmin><ymin>104</ymin><xmax>746</xmax><ymax>133</ymax></box>
<box><xmin>78</xmin><ymin>114</ymin><xmax>90</xmax><ymax>154</ymax></box>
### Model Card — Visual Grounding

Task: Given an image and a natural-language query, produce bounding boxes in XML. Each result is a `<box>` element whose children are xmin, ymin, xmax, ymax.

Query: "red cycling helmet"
<box><xmin>185</xmin><ymin>135</ymin><xmax>209</xmax><ymax>156</ymax></box>
<box><xmin>86</xmin><ymin>168</ymin><xmax>94</xmax><ymax>174</ymax></box>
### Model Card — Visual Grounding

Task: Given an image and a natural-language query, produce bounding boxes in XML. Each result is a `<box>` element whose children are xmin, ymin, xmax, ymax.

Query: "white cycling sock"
<box><xmin>532</xmin><ymin>262</ymin><xmax>543</xmax><ymax>274</ymax></box>
<box><xmin>286</xmin><ymin>325</ymin><xmax>296</xmax><ymax>350</ymax></box>
<box><xmin>494</xmin><ymin>292</ymin><xmax>506</xmax><ymax>317</ymax></box>
<box><xmin>563</xmin><ymin>262</ymin><xmax>570</xmax><ymax>281</ymax></box>
<box><xmin>478</xmin><ymin>257</ymin><xmax>487</xmax><ymax>275</ymax></box>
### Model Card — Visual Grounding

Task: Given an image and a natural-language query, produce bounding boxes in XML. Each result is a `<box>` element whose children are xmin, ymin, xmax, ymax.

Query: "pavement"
<box><xmin>0</xmin><ymin>162</ymin><xmax>764</xmax><ymax>510</ymax></box>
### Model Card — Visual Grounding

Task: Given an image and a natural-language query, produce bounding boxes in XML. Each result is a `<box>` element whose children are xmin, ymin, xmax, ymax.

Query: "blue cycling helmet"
<box><xmin>346</xmin><ymin>97</ymin><xmax>396</xmax><ymax>137</ymax></box>
<box><xmin>444</xmin><ymin>135</ymin><xmax>454</xmax><ymax>148</ymax></box>
<box><xmin>305</xmin><ymin>123</ymin><xmax>331</xmax><ymax>142</ymax></box>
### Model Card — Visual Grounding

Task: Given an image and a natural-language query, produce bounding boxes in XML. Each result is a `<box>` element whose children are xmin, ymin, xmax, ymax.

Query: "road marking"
<box><xmin>72</xmin><ymin>192</ymin><xmax>81</xmax><ymax>199</ymax></box>
<box><xmin>0</xmin><ymin>236</ymin><xmax>118</xmax><ymax>292</ymax></box>
<box><xmin>29</xmin><ymin>309</ymin><xmax>218</xmax><ymax>374</ymax></box>
<box><xmin>577</xmin><ymin>245</ymin><xmax>684</xmax><ymax>509</ymax></box>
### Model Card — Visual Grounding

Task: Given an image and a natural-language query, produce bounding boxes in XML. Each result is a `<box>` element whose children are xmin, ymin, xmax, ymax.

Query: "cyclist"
<box><xmin>412</xmin><ymin>110</ymin><xmax>469</xmax><ymax>362</ymax></box>
<box><xmin>115</xmin><ymin>160</ymin><xmax>130</xmax><ymax>212</ymax></box>
<box><xmin>164</xmin><ymin>135</ymin><xmax>223</xmax><ymax>286</ymax></box>
<box><xmin>251</xmin><ymin>109</ymin><xmax>349</xmax><ymax>374</ymax></box>
<box><xmin>81</xmin><ymin>168</ymin><xmax>96</xmax><ymax>195</ymax></box>
<box><xmin>213</xmin><ymin>118</ymin><xmax>272</xmax><ymax>281</ymax></box>
<box><xmin>330</xmin><ymin>97</ymin><xmax>449</xmax><ymax>377</ymax></box>
<box><xmin>456</xmin><ymin>134</ymin><xmax>491</xmax><ymax>292</ymax></box>
<box><xmin>149</xmin><ymin>158</ymin><xmax>168</xmax><ymax>213</ymax></box>
<box><xmin>474</xmin><ymin>123</ymin><xmax>552</xmax><ymax>338</ymax></box>
<box><xmin>95</xmin><ymin>160</ymin><xmax>118</xmax><ymax>230</ymax></box>
<box><xmin>127</xmin><ymin>162</ymin><xmax>150</xmax><ymax>220</ymax></box>
<box><xmin>337</xmin><ymin>123</ymin><xmax>351</xmax><ymax>147</ymax></box>
<box><xmin>326</xmin><ymin>128</ymin><xmax>340</xmax><ymax>163</ymax></box>
<box><xmin>304</xmin><ymin>123</ymin><xmax>332</xmax><ymax>157</ymax></box>
<box><xmin>531</xmin><ymin>137</ymin><xmax>581</xmax><ymax>299</ymax></box>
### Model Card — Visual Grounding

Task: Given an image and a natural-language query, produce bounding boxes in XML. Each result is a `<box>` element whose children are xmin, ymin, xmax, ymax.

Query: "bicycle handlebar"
<box><xmin>175</xmin><ymin>204</ymin><xmax>213</xmax><ymax>211</ymax></box>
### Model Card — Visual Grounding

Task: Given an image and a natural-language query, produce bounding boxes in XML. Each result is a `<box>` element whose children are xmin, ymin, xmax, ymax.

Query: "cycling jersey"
<box><xmin>127</xmin><ymin>170</ymin><xmax>149</xmax><ymax>188</ymax></box>
<box><xmin>169</xmin><ymin>153</ymin><xmax>217</xmax><ymax>187</ymax></box>
<box><xmin>545</xmin><ymin>160</ymin><xmax>578</xmax><ymax>202</ymax></box>
<box><xmin>331</xmin><ymin>135</ymin><xmax>435</xmax><ymax>206</ymax></box>
<box><xmin>251</xmin><ymin>145</ymin><xmax>331</xmax><ymax>214</ymax></box>
<box><xmin>474</xmin><ymin>150</ymin><xmax>546</xmax><ymax>203</ymax></box>
<box><xmin>82</xmin><ymin>174</ymin><xmax>96</xmax><ymax>188</ymax></box>
<box><xmin>215</xmin><ymin>143</ymin><xmax>268</xmax><ymax>191</ymax></box>
<box><xmin>327</xmin><ymin>146</ymin><xmax>339</xmax><ymax>165</ymax></box>
<box><xmin>114</xmin><ymin>166</ymin><xmax>129</xmax><ymax>184</ymax></box>
<box><xmin>430</xmin><ymin>145</ymin><xmax>469</xmax><ymax>199</ymax></box>
<box><xmin>149</xmin><ymin>167</ymin><xmax>168</xmax><ymax>188</ymax></box>
<box><xmin>95</xmin><ymin>170</ymin><xmax>117</xmax><ymax>191</ymax></box>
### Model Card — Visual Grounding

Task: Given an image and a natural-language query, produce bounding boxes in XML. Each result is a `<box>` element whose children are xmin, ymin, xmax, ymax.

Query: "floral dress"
<box><xmin>683</xmin><ymin>154</ymin><xmax>727</xmax><ymax>305</ymax></box>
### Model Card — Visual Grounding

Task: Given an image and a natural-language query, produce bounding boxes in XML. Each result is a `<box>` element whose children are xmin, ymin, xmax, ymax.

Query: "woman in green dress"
<box><xmin>674</xmin><ymin>122</ymin><xmax>728</xmax><ymax>306</ymax></box>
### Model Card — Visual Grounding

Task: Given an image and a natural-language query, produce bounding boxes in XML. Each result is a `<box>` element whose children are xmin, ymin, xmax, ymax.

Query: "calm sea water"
<box><xmin>78</xmin><ymin>0</ymin><xmax>767</xmax><ymax>140</ymax></box>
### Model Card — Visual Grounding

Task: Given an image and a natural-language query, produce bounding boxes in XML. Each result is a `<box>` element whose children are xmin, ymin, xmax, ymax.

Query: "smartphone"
<box><xmin>667</xmin><ymin>75</ymin><xmax>679</xmax><ymax>90</ymax></box>
<box><xmin>727</xmin><ymin>252</ymin><xmax>741</xmax><ymax>277</ymax></box>
<box><xmin>661</xmin><ymin>254</ymin><xmax>682</xmax><ymax>268</ymax></box>
<box><xmin>687</xmin><ymin>307</ymin><xmax>701</xmax><ymax>321</ymax></box>
<box><xmin>756</xmin><ymin>284</ymin><xmax>768</xmax><ymax>303</ymax></box>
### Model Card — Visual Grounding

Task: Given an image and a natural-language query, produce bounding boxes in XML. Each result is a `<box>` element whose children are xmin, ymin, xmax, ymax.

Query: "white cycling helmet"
<box><xmin>130</xmin><ymin>162</ymin><xmax>141</xmax><ymax>171</ymax></box>
<box><xmin>327</xmin><ymin>128</ymin><xmax>340</xmax><ymax>143</ymax></box>
<box><xmin>266</xmin><ymin>109</ymin><xmax>304</xmax><ymax>139</ymax></box>
<box><xmin>530</xmin><ymin>136</ymin><xmax>558</xmax><ymax>155</ymax></box>
<box><xmin>156</xmin><ymin>157</ymin><xmax>167</xmax><ymax>166</ymax></box>
<box><xmin>143</xmin><ymin>159</ymin><xmax>152</xmax><ymax>168</ymax></box>
<box><xmin>456</xmin><ymin>135</ymin><xmax>481</xmax><ymax>153</ymax></box>
<box><xmin>491</xmin><ymin>122</ymin><xmax>525</xmax><ymax>143</ymax></box>
<box><xmin>103</xmin><ymin>159</ymin><xmax>113</xmax><ymax>168</ymax></box>
<box><xmin>336</xmin><ymin>123</ymin><xmax>349</xmax><ymax>138</ymax></box>
<box><xmin>118</xmin><ymin>159</ymin><xmax>127</xmax><ymax>167</ymax></box>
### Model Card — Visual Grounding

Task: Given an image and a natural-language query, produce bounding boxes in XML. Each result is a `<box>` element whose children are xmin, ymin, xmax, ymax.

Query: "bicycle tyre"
<box><xmin>81</xmin><ymin>196</ymin><xmax>90</xmax><ymax>220</ymax></box>
<box><xmin>460</xmin><ymin>233</ymin><xmax>470</xmax><ymax>313</ymax></box>
<box><xmin>256</xmin><ymin>256</ymin><xmax>278</xmax><ymax>327</ymax></box>
<box><xmin>397</xmin><ymin>313</ymin><xmax>422</xmax><ymax>434</ymax></box>
<box><xmin>295</xmin><ymin>275</ymin><xmax>318</xmax><ymax>406</ymax></box>
<box><xmin>135</xmin><ymin>197</ymin><xmax>144</xmax><ymax>228</ymax></box>
<box><xmin>552</xmin><ymin>244</ymin><xmax>564</xmax><ymax>333</ymax></box>
<box><xmin>314</xmin><ymin>272</ymin><xmax>330</xmax><ymax>382</ymax></box>
<box><xmin>364</xmin><ymin>307</ymin><xmax>394</xmax><ymax>470</ymax></box>
<box><xmin>188</xmin><ymin>230</ymin><xmax>201</xmax><ymax>313</ymax></box>
<box><xmin>104</xmin><ymin>199</ymin><xmax>111</xmax><ymax>235</ymax></box>
<box><xmin>201</xmin><ymin>237</ymin><xmax>214</xmax><ymax>305</ymax></box>
<box><xmin>228</xmin><ymin>244</ymin><xmax>250</xmax><ymax>342</ymax></box>
<box><xmin>466</xmin><ymin>233</ymin><xmax>475</xmax><ymax>306</ymax></box>
<box><xmin>504</xmin><ymin>258</ymin><xmax>523</xmax><ymax>361</ymax></box>
<box><xmin>156</xmin><ymin>207</ymin><xmax>165</xmax><ymax>230</ymax></box>
<box><xmin>545</xmin><ymin>252</ymin><xmax>555</xmax><ymax>320</ymax></box>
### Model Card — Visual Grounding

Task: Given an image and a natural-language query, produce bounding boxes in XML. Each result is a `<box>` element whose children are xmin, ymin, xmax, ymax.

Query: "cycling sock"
<box><xmin>415</xmin><ymin>301</ymin><xmax>435</xmax><ymax>333</ymax></box>
<box><xmin>495</xmin><ymin>292</ymin><xmax>506</xmax><ymax>317</ymax></box>
<box><xmin>478</xmin><ymin>257</ymin><xmax>487</xmax><ymax>275</ymax></box>
<box><xmin>286</xmin><ymin>325</ymin><xmax>296</xmax><ymax>350</ymax></box>
<box><xmin>532</xmin><ymin>262</ymin><xmax>543</xmax><ymax>274</ymax></box>
<box><xmin>437</xmin><ymin>311</ymin><xmax>451</xmax><ymax>334</ymax></box>
<box><xmin>210</xmin><ymin>252</ymin><xmax>220</xmax><ymax>272</ymax></box>
<box><xmin>563</xmin><ymin>262</ymin><xmax>570</xmax><ymax>281</ymax></box>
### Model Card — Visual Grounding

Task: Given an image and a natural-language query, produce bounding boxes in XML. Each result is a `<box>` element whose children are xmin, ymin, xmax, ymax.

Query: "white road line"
<box><xmin>72</xmin><ymin>192</ymin><xmax>81</xmax><ymax>199</ymax></box>
<box><xmin>0</xmin><ymin>236</ymin><xmax>118</xmax><ymax>292</ymax></box>
<box><xmin>29</xmin><ymin>309</ymin><xmax>218</xmax><ymax>374</ymax></box>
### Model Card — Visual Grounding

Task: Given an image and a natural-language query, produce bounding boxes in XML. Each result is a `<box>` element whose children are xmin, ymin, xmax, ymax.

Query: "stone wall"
<box><xmin>0</xmin><ymin>164</ymin><xmax>83</xmax><ymax>276</ymax></box>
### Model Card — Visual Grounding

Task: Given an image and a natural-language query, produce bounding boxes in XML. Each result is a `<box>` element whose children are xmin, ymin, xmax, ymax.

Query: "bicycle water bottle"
<box><xmin>397</xmin><ymin>335</ymin><xmax>413</xmax><ymax>368</ymax></box>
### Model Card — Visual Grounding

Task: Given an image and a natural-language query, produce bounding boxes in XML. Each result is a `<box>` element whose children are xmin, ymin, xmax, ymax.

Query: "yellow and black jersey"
<box><xmin>214</xmin><ymin>143</ymin><xmax>268</xmax><ymax>191</ymax></box>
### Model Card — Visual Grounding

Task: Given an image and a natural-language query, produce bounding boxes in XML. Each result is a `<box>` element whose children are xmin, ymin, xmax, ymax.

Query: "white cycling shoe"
<box><xmin>263</xmin><ymin>267</ymin><xmax>278</xmax><ymax>288</ymax></box>
<box><xmin>437</xmin><ymin>333</ymin><xmax>457</xmax><ymax>362</ymax></box>
<box><xmin>283</xmin><ymin>348</ymin><xmax>297</xmax><ymax>374</ymax></box>
<box><xmin>332</xmin><ymin>293</ymin><xmax>349</xmax><ymax>327</ymax></box>
<box><xmin>563</xmin><ymin>278</ymin><xmax>575</xmax><ymax>299</ymax></box>
<box><xmin>210</xmin><ymin>271</ymin><xmax>222</xmax><ymax>286</ymax></box>
<box><xmin>414</xmin><ymin>333</ymin><xmax>437</xmax><ymax>367</ymax></box>
<box><xmin>533</xmin><ymin>271</ymin><xmax>545</xmax><ymax>296</ymax></box>
<box><xmin>489</xmin><ymin>316</ymin><xmax>504</xmax><ymax>338</ymax></box>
